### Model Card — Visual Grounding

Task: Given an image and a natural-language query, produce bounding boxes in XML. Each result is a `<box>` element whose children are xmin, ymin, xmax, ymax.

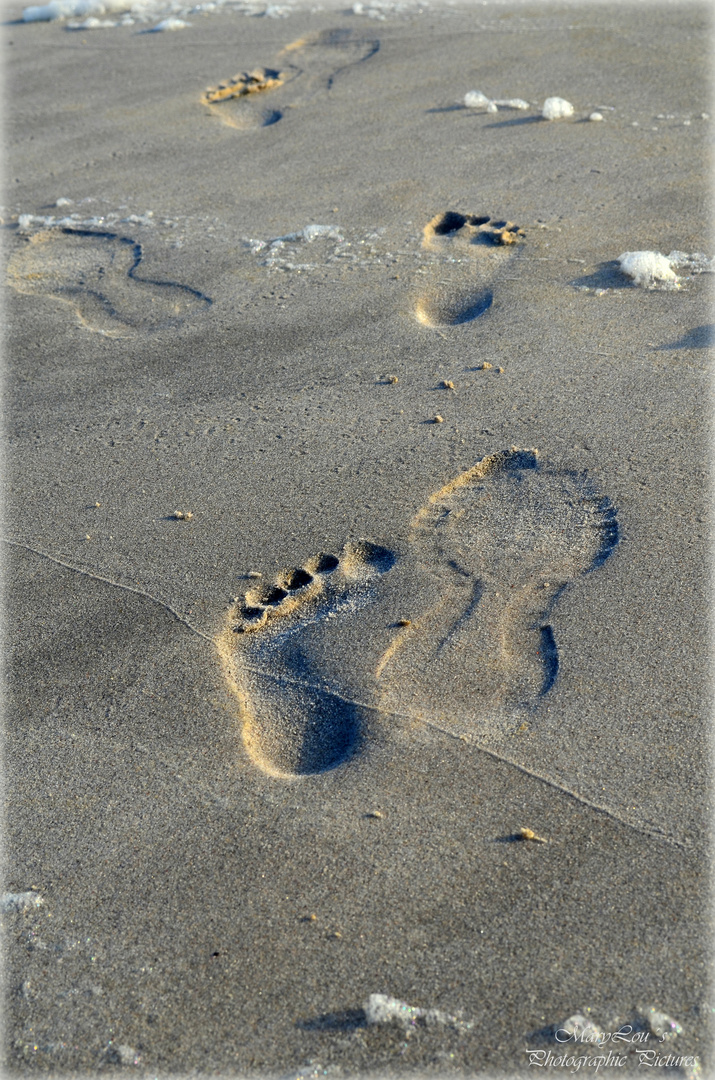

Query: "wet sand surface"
<box><xmin>3</xmin><ymin>1</ymin><xmax>713</xmax><ymax>1075</ymax></box>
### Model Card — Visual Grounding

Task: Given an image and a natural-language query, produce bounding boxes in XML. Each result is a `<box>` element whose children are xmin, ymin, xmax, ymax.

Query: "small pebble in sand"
<box><xmin>172</xmin><ymin>510</ymin><xmax>194</xmax><ymax>520</ymax></box>
<box><xmin>477</xmin><ymin>362</ymin><xmax>493</xmax><ymax>370</ymax></box>
<box><xmin>542</xmin><ymin>96</ymin><xmax>574</xmax><ymax>120</ymax></box>
<box><xmin>519</xmin><ymin>827</ymin><xmax>548</xmax><ymax>843</ymax></box>
<box><xmin>441</xmin><ymin>380</ymin><xmax>455</xmax><ymax>389</ymax></box>
<box><xmin>365</xmin><ymin>810</ymin><xmax>384</xmax><ymax>818</ymax></box>
<box><xmin>328</xmin><ymin>931</ymin><xmax>342</xmax><ymax>939</ymax></box>
<box><xmin>588</xmin><ymin>111</ymin><xmax>604</xmax><ymax>121</ymax></box>
<box><xmin>396</xmin><ymin>619</ymin><xmax>412</xmax><ymax>627</ymax></box>
<box><xmin>433</xmin><ymin>415</ymin><xmax>444</xmax><ymax>423</ymax></box>
<box><xmin>246</xmin><ymin>571</ymin><xmax>262</xmax><ymax>579</ymax></box>
<box><xmin>496</xmin><ymin>366</ymin><xmax>505</xmax><ymax>373</ymax></box>
<box><xmin>94</xmin><ymin>501</ymin><xmax>101</xmax><ymax>507</ymax></box>
<box><xmin>386</xmin><ymin>374</ymin><xmax>399</xmax><ymax>384</ymax></box>
<box><xmin>84</xmin><ymin>534</ymin><xmax>91</xmax><ymax>541</ymax></box>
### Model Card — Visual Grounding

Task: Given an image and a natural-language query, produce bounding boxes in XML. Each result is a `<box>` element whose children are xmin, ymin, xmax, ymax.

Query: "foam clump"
<box><xmin>24</xmin><ymin>0</ymin><xmax>126</xmax><ymax>20</ymax></box>
<box><xmin>149</xmin><ymin>16</ymin><xmax>189</xmax><ymax>28</ymax></box>
<box><xmin>68</xmin><ymin>15</ymin><xmax>116</xmax><ymax>25</ymax></box>
<box><xmin>617</xmin><ymin>251</ymin><xmax>678</xmax><ymax>288</ymax></box>
<box><xmin>542</xmin><ymin>96</ymin><xmax>574</xmax><ymax>120</ymax></box>
<box><xmin>272</xmin><ymin>224</ymin><xmax>344</xmax><ymax>244</ymax></box>
<box><xmin>638</xmin><ymin>1006</ymin><xmax>683</xmax><ymax>1041</ymax></box>
<box><xmin>556</xmin><ymin>1011</ymin><xmax>602</xmax><ymax>1043</ymax></box>
<box><xmin>363</xmin><ymin>993</ymin><xmax>472</xmax><ymax>1032</ymax></box>
<box><xmin>667</xmin><ymin>250</ymin><xmax>714</xmax><ymax>274</ymax></box>
<box><xmin>1</xmin><ymin>891</ymin><xmax>44</xmax><ymax>914</ymax></box>
<box><xmin>494</xmin><ymin>97</ymin><xmax>529</xmax><ymax>110</ymax></box>
<box><xmin>464</xmin><ymin>90</ymin><xmax>529</xmax><ymax>112</ymax></box>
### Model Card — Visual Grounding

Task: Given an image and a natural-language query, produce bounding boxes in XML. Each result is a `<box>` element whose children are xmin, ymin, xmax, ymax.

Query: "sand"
<box><xmin>2</xmin><ymin>0</ymin><xmax>713</xmax><ymax>1076</ymax></box>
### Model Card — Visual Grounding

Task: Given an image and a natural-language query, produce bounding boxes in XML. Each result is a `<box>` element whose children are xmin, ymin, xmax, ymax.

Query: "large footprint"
<box><xmin>378</xmin><ymin>448</ymin><xmax>618</xmax><ymax>734</ymax></box>
<box><xmin>202</xmin><ymin>29</ymin><xmax>379</xmax><ymax>131</ymax></box>
<box><xmin>7</xmin><ymin>228</ymin><xmax>211</xmax><ymax>335</ymax></box>
<box><xmin>414</xmin><ymin>211</ymin><xmax>525</xmax><ymax>327</ymax></box>
<box><xmin>218</xmin><ymin>449</ymin><xmax>618</xmax><ymax>776</ymax></box>
<box><xmin>217</xmin><ymin>542</ymin><xmax>396</xmax><ymax>777</ymax></box>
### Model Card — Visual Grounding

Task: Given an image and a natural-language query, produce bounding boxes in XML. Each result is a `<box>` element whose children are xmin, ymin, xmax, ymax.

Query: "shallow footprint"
<box><xmin>7</xmin><ymin>228</ymin><xmax>211</xmax><ymax>335</ymax></box>
<box><xmin>280</xmin><ymin>28</ymin><xmax>380</xmax><ymax>92</ymax></box>
<box><xmin>203</xmin><ymin>30</ymin><xmax>379</xmax><ymax>131</ymax></box>
<box><xmin>414</xmin><ymin>211</ymin><xmax>525</xmax><ymax>327</ymax></box>
<box><xmin>377</xmin><ymin>448</ymin><xmax>618</xmax><ymax>735</ymax></box>
<box><xmin>218</xmin><ymin>542</ymin><xmax>396</xmax><ymax>777</ymax></box>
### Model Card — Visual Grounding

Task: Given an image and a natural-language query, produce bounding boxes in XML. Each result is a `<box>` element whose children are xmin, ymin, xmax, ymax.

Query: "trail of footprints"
<box><xmin>219</xmin><ymin>449</ymin><xmax>619</xmax><ymax>778</ymax></box>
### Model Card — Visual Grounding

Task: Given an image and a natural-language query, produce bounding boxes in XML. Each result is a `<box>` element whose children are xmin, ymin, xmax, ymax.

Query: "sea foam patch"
<box><xmin>464</xmin><ymin>90</ymin><xmax>529</xmax><ymax>112</ymax></box>
<box><xmin>23</xmin><ymin>0</ymin><xmax>299</xmax><ymax>23</ymax></box>
<box><xmin>1</xmin><ymin>891</ymin><xmax>44</xmax><ymax>913</ymax></box>
<box><xmin>542</xmin><ymin>96</ymin><xmax>574</xmax><ymax>119</ymax></box>
<box><xmin>364</xmin><ymin>993</ymin><xmax>473</xmax><ymax>1031</ymax></box>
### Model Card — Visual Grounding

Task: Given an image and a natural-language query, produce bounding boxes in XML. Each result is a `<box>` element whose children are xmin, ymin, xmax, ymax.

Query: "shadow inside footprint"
<box><xmin>7</xmin><ymin>228</ymin><xmax>211</xmax><ymax>334</ymax></box>
<box><xmin>415</xmin><ymin>287</ymin><xmax>493</xmax><ymax>327</ymax></box>
<box><xmin>219</xmin><ymin>541</ymin><xmax>395</xmax><ymax>777</ymax></box>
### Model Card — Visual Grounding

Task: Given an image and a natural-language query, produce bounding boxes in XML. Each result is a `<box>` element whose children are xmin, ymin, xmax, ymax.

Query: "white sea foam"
<box><xmin>17</xmin><ymin>209</ymin><xmax>155</xmax><ymax>232</ymax></box>
<box><xmin>493</xmin><ymin>97</ymin><xmax>529</xmax><ymax>110</ymax></box>
<box><xmin>617</xmin><ymin>251</ymin><xmax>678</xmax><ymax>288</ymax></box>
<box><xmin>147</xmin><ymin>15</ymin><xmax>190</xmax><ymax>27</ymax></box>
<box><xmin>667</xmin><ymin>250</ymin><xmax>714</xmax><ymax>274</ymax></box>
<box><xmin>24</xmin><ymin>0</ymin><xmax>127</xmax><ymax>20</ymax></box>
<box><xmin>556</xmin><ymin>1011</ymin><xmax>602</xmax><ymax>1043</ymax></box>
<box><xmin>638</xmin><ymin>1006</ymin><xmax>683</xmax><ymax>1041</ymax></box>
<box><xmin>465</xmin><ymin>90</ymin><xmax>529</xmax><ymax>112</ymax></box>
<box><xmin>542</xmin><ymin>96</ymin><xmax>573</xmax><ymax>120</ymax></box>
<box><xmin>363</xmin><ymin>993</ymin><xmax>473</xmax><ymax>1031</ymax></box>
<box><xmin>24</xmin><ymin>0</ymin><xmax>296</xmax><ymax>22</ymax></box>
<box><xmin>1</xmin><ymin>891</ymin><xmax>44</xmax><ymax>913</ymax></box>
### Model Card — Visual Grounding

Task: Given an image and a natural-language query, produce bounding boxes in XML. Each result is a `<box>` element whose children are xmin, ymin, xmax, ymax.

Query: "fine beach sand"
<box><xmin>3</xmin><ymin>1</ymin><xmax>713</xmax><ymax>1075</ymax></box>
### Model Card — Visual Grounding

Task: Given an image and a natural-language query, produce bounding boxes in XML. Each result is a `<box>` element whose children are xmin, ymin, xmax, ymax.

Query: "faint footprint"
<box><xmin>217</xmin><ymin>542</ymin><xmax>396</xmax><ymax>777</ymax></box>
<box><xmin>414</xmin><ymin>211</ymin><xmax>525</xmax><ymax>327</ymax></box>
<box><xmin>203</xmin><ymin>29</ymin><xmax>379</xmax><ymax>130</ymax></box>
<box><xmin>218</xmin><ymin>449</ymin><xmax>618</xmax><ymax>776</ymax></box>
<box><xmin>279</xmin><ymin>28</ymin><xmax>380</xmax><ymax>92</ymax></box>
<box><xmin>377</xmin><ymin>448</ymin><xmax>618</xmax><ymax>735</ymax></box>
<box><xmin>7</xmin><ymin>228</ymin><xmax>211</xmax><ymax>335</ymax></box>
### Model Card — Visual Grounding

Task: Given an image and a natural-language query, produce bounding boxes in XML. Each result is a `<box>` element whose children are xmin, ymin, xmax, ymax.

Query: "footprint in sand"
<box><xmin>218</xmin><ymin>543</ymin><xmax>396</xmax><ymax>777</ymax></box>
<box><xmin>218</xmin><ymin>449</ymin><xmax>618</xmax><ymax>777</ymax></box>
<box><xmin>202</xmin><ymin>29</ymin><xmax>379</xmax><ymax>130</ymax></box>
<box><xmin>7</xmin><ymin>228</ymin><xmax>211</xmax><ymax>335</ymax></box>
<box><xmin>414</xmin><ymin>211</ymin><xmax>525</xmax><ymax>327</ymax></box>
